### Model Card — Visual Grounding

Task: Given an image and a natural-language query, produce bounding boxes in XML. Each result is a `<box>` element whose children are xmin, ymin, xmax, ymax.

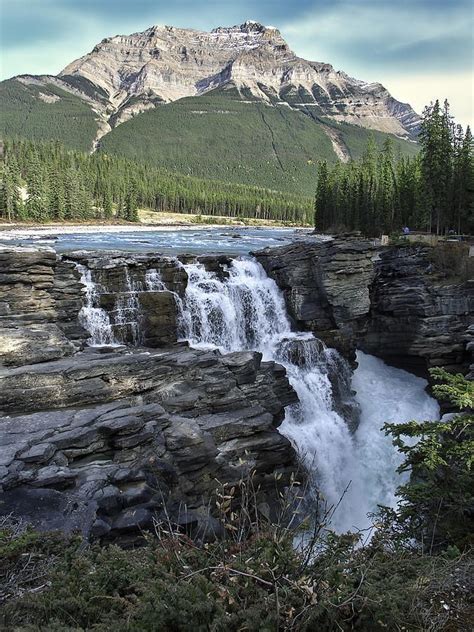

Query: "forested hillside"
<box><xmin>100</xmin><ymin>88</ymin><xmax>418</xmax><ymax>196</ymax></box>
<box><xmin>0</xmin><ymin>78</ymin><xmax>419</xmax><ymax>198</ymax></box>
<box><xmin>0</xmin><ymin>79</ymin><xmax>99</xmax><ymax>152</ymax></box>
<box><xmin>0</xmin><ymin>139</ymin><xmax>313</xmax><ymax>224</ymax></box>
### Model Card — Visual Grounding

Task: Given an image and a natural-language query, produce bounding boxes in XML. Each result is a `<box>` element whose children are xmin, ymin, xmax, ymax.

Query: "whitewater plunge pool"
<box><xmin>0</xmin><ymin>225</ymin><xmax>315</xmax><ymax>255</ymax></box>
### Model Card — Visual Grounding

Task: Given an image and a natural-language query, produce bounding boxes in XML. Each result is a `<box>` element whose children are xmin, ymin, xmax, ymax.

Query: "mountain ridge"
<box><xmin>56</xmin><ymin>20</ymin><xmax>420</xmax><ymax>141</ymax></box>
<box><xmin>0</xmin><ymin>20</ymin><xmax>420</xmax><ymax>196</ymax></box>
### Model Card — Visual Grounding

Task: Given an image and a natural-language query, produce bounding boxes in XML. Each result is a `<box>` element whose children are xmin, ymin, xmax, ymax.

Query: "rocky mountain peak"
<box><xmin>53</xmin><ymin>21</ymin><xmax>420</xmax><ymax>140</ymax></box>
<box><xmin>212</xmin><ymin>20</ymin><xmax>281</xmax><ymax>35</ymax></box>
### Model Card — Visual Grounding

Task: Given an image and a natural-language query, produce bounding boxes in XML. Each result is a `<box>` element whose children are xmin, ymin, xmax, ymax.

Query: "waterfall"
<box><xmin>181</xmin><ymin>258</ymin><xmax>291</xmax><ymax>353</ymax></box>
<box><xmin>76</xmin><ymin>263</ymin><xmax>144</xmax><ymax>347</ymax></box>
<box><xmin>145</xmin><ymin>268</ymin><xmax>165</xmax><ymax>291</ymax></box>
<box><xmin>114</xmin><ymin>268</ymin><xmax>142</xmax><ymax>345</ymax></box>
<box><xmin>180</xmin><ymin>257</ymin><xmax>440</xmax><ymax>533</ymax></box>
<box><xmin>76</xmin><ymin>264</ymin><xmax>117</xmax><ymax>346</ymax></box>
<box><xmin>75</xmin><ymin>255</ymin><xmax>439</xmax><ymax>532</ymax></box>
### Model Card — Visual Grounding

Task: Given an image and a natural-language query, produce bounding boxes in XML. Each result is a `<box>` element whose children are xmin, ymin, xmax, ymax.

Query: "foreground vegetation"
<box><xmin>1</xmin><ymin>371</ymin><xmax>472</xmax><ymax>631</ymax></box>
<box><xmin>0</xmin><ymin>139</ymin><xmax>314</xmax><ymax>224</ymax></box>
<box><xmin>315</xmin><ymin>100</ymin><xmax>473</xmax><ymax>235</ymax></box>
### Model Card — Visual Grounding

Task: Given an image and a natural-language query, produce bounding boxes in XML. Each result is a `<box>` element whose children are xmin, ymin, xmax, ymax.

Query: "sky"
<box><xmin>1</xmin><ymin>0</ymin><xmax>472</xmax><ymax>127</ymax></box>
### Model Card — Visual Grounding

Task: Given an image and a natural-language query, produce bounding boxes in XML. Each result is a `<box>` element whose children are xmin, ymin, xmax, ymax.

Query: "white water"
<box><xmin>350</xmin><ymin>352</ymin><xmax>439</xmax><ymax>529</ymax></box>
<box><xmin>114</xmin><ymin>268</ymin><xmax>142</xmax><ymax>345</ymax></box>
<box><xmin>180</xmin><ymin>257</ymin><xmax>440</xmax><ymax>533</ymax></box>
<box><xmin>145</xmin><ymin>268</ymin><xmax>165</xmax><ymax>291</ymax></box>
<box><xmin>76</xmin><ymin>255</ymin><xmax>439</xmax><ymax>532</ymax></box>
<box><xmin>76</xmin><ymin>264</ymin><xmax>117</xmax><ymax>346</ymax></box>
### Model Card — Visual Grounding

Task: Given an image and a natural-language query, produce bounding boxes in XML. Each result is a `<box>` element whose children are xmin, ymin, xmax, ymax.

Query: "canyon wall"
<box><xmin>255</xmin><ymin>236</ymin><xmax>474</xmax><ymax>375</ymax></box>
<box><xmin>1</xmin><ymin>238</ymin><xmax>472</xmax><ymax>542</ymax></box>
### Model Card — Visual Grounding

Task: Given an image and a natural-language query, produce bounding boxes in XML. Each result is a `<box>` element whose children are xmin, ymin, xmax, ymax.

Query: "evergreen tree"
<box><xmin>314</xmin><ymin>161</ymin><xmax>330</xmax><ymax>230</ymax></box>
<box><xmin>26</xmin><ymin>156</ymin><xmax>49</xmax><ymax>221</ymax></box>
<box><xmin>124</xmin><ymin>180</ymin><xmax>139</xmax><ymax>222</ymax></box>
<box><xmin>419</xmin><ymin>100</ymin><xmax>453</xmax><ymax>234</ymax></box>
<box><xmin>313</xmin><ymin>99</ymin><xmax>472</xmax><ymax>236</ymax></box>
<box><xmin>103</xmin><ymin>184</ymin><xmax>114</xmax><ymax>220</ymax></box>
<box><xmin>0</xmin><ymin>159</ymin><xmax>23</xmax><ymax>221</ymax></box>
<box><xmin>455</xmin><ymin>126</ymin><xmax>474</xmax><ymax>233</ymax></box>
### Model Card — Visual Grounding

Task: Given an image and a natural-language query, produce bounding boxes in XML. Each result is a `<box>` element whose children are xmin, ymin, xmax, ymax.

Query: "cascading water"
<box><xmin>76</xmin><ymin>264</ymin><xmax>117</xmax><ymax>346</ymax></box>
<box><xmin>145</xmin><ymin>268</ymin><xmax>165</xmax><ymax>291</ymax></box>
<box><xmin>180</xmin><ymin>257</ymin><xmax>440</xmax><ymax>533</ymax></box>
<box><xmin>181</xmin><ymin>258</ymin><xmax>291</xmax><ymax>353</ymax></box>
<box><xmin>351</xmin><ymin>352</ymin><xmax>439</xmax><ymax>525</ymax></box>
<box><xmin>75</xmin><ymin>254</ymin><xmax>439</xmax><ymax>531</ymax></box>
<box><xmin>114</xmin><ymin>268</ymin><xmax>142</xmax><ymax>345</ymax></box>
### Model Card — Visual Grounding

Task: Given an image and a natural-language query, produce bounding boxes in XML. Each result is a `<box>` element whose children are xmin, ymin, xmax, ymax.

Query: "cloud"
<box><xmin>0</xmin><ymin>0</ymin><xmax>471</xmax><ymax>126</ymax></box>
<box><xmin>385</xmin><ymin>71</ymin><xmax>473</xmax><ymax>129</ymax></box>
<box><xmin>282</xmin><ymin>0</ymin><xmax>472</xmax><ymax>73</ymax></box>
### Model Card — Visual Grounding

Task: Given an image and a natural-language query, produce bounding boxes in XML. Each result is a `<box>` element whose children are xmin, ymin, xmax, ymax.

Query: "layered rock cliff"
<box><xmin>255</xmin><ymin>237</ymin><xmax>474</xmax><ymax>375</ymax></box>
<box><xmin>0</xmin><ymin>246</ymin><xmax>299</xmax><ymax>542</ymax></box>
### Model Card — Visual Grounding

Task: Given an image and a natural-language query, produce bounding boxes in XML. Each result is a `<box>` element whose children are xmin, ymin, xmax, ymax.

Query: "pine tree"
<box><xmin>456</xmin><ymin>126</ymin><xmax>474</xmax><ymax>233</ymax></box>
<box><xmin>26</xmin><ymin>156</ymin><xmax>49</xmax><ymax>222</ymax></box>
<box><xmin>314</xmin><ymin>161</ymin><xmax>330</xmax><ymax>230</ymax></box>
<box><xmin>124</xmin><ymin>180</ymin><xmax>139</xmax><ymax>222</ymax></box>
<box><xmin>419</xmin><ymin>100</ymin><xmax>453</xmax><ymax>234</ymax></box>
<box><xmin>64</xmin><ymin>169</ymin><xmax>81</xmax><ymax>219</ymax></box>
<box><xmin>1</xmin><ymin>159</ymin><xmax>23</xmax><ymax>221</ymax></box>
<box><xmin>103</xmin><ymin>184</ymin><xmax>114</xmax><ymax>220</ymax></box>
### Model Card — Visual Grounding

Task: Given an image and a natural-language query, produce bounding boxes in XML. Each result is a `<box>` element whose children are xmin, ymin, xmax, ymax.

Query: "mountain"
<box><xmin>0</xmin><ymin>21</ymin><xmax>420</xmax><ymax>195</ymax></box>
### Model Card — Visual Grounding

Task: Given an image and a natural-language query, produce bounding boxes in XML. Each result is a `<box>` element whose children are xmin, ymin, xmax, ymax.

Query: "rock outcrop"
<box><xmin>255</xmin><ymin>237</ymin><xmax>474</xmax><ymax>374</ymax></box>
<box><xmin>363</xmin><ymin>243</ymin><xmax>474</xmax><ymax>374</ymax></box>
<box><xmin>255</xmin><ymin>237</ymin><xmax>377</xmax><ymax>361</ymax></box>
<box><xmin>0</xmin><ymin>346</ymin><xmax>297</xmax><ymax>542</ymax></box>
<box><xmin>0</xmin><ymin>246</ymin><xmax>86</xmax><ymax>367</ymax></box>
<box><xmin>0</xmin><ymin>246</ymin><xmax>300</xmax><ymax>542</ymax></box>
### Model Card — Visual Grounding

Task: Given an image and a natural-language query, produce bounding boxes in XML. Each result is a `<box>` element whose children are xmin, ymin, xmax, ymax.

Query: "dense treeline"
<box><xmin>315</xmin><ymin>100</ymin><xmax>473</xmax><ymax>235</ymax></box>
<box><xmin>0</xmin><ymin>139</ymin><xmax>313</xmax><ymax>224</ymax></box>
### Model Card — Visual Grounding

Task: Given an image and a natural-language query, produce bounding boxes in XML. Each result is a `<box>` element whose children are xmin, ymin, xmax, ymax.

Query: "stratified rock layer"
<box><xmin>256</xmin><ymin>237</ymin><xmax>474</xmax><ymax>373</ymax></box>
<box><xmin>0</xmin><ymin>346</ymin><xmax>297</xmax><ymax>542</ymax></box>
<box><xmin>0</xmin><ymin>246</ymin><xmax>299</xmax><ymax>542</ymax></box>
<box><xmin>58</xmin><ymin>22</ymin><xmax>419</xmax><ymax>137</ymax></box>
<box><xmin>364</xmin><ymin>243</ymin><xmax>474</xmax><ymax>373</ymax></box>
<box><xmin>0</xmin><ymin>246</ymin><xmax>86</xmax><ymax>366</ymax></box>
<box><xmin>255</xmin><ymin>236</ymin><xmax>377</xmax><ymax>360</ymax></box>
